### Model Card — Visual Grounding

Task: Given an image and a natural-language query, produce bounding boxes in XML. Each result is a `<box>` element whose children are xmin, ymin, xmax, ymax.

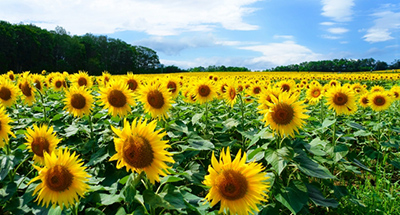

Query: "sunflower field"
<box><xmin>1</xmin><ymin>70</ymin><xmax>400</xmax><ymax>215</ymax></box>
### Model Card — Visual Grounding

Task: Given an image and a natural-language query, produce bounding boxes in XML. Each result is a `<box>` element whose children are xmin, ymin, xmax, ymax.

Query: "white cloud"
<box><xmin>321</xmin><ymin>0</ymin><xmax>355</xmax><ymax>22</ymax></box>
<box><xmin>320</xmin><ymin>22</ymin><xmax>336</xmax><ymax>26</ymax></box>
<box><xmin>0</xmin><ymin>0</ymin><xmax>261</xmax><ymax>36</ymax></box>
<box><xmin>321</xmin><ymin>35</ymin><xmax>341</xmax><ymax>40</ymax></box>
<box><xmin>273</xmin><ymin>35</ymin><xmax>295</xmax><ymax>40</ymax></box>
<box><xmin>239</xmin><ymin>40</ymin><xmax>324</xmax><ymax>67</ymax></box>
<box><xmin>363</xmin><ymin>11</ymin><xmax>400</xmax><ymax>43</ymax></box>
<box><xmin>327</xmin><ymin>27</ymin><xmax>349</xmax><ymax>34</ymax></box>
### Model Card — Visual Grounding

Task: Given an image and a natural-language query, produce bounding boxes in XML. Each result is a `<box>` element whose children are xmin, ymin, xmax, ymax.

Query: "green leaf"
<box><xmin>347</xmin><ymin>122</ymin><xmax>366</xmax><ymax>130</ymax></box>
<box><xmin>306</xmin><ymin>184</ymin><xmax>339</xmax><ymax>208</ymax></box>
<box><xmin>221</xmin><ymin>118</ymin><xmax>239</xmax><ymax>132</ymax></box>
<box><xmin>85</xmin><ymin>208</ymin><xmax>106</xmax><ymax>215</ymax></box>
<box><xmin>320</xmin><ymin>118</ymin><xmax>336</xmax><ymax>130</ymax></box>
<box><xmin>48</xmin><ymin>206</ymin><xmax>62</xmax><ymax>215</ymax></box>
<box><xmin>122</xmin><ymin>174</ymin><xmax>137</xmax><ymax>203</ymax></box>
<box><xmin>247</xmin><ymin>127</ymin><xmax>273</xmax><ymax>148</ymax></box>
<box><xmin>143</xmin><ymin>189</ymin><xmax>170</xmax><ymax>209</ymax></box>
<box><xmin>160</xmin><ymin>175</ymin><xmax>184</xmax><ymax>184</ymax></box>
<box><xmin>275</xmin><ymin>181</ymin><xmax>308</xmax><ymax>214</ymax></box>
<box><xmin>247</xmin><ymin>147</ymin><xmax>265</xmax><ymax>162</ymax></box>
<box><xmin>86</xmin><ymin>147</ymin><xmax>109</xmax><ymax>166</ymax></box>
<box><xmin>99</xmin><ymin>193</ymin><xmax>123</xmax><ymax>205</ymax></box>
<box><xmin>0</xmin><ymin>155</ymin><xmax>14</xmax><ymax>181</ymax></box>
<box><xmin>294</xmin><ymin>151</ymin><xmax>335</xmax><ymax>179</ymax></box>
<box><xmin>163</xmin><ymin>188</ymin><xmax>186</xmax><ymax>209</ymax></box>
<box><xmin>64</xmin><ymin>124</ymin><xmax>79</xmax><ymax>137</ymax></box>
<box><xmin>170</xmin><ymin>120</ymin><xmax>189</xmax><ymax>134</ymax></box>
<box><xmin>303</xmin><ymin>137</ymin><xmax>327</xmax><ymax>156</ymax></box>
<box><xmin>115</xmin><ymin>207</ymin><xmax>127</xmax><ymax>215</ymax></box>
<box><xmin>192</xmin><ymin>113</ymin><xmax>204</xmax><ymax>125</ymax></box>
<box><xmin>354</xmin><ymin>130</ymin><xmax>372</xmax><ymax>137</ymax></box>
<box><xmin>265</xmin><ymin>147</ymin><xmax>294</xmax><ymax>175</ymax></box>
<box><xmin>183</xmin><ymin>135</ymin><xmax>214</xmax><ymax>151</ymax></box>
<box><xmin>351</xmin><ymin>159</ymin><xmax>372</xmax><ymax>172</ymax></box>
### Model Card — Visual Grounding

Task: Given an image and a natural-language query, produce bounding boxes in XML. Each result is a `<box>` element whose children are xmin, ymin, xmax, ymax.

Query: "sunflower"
<box><xmin>193</xmin><ymin>80</ymin><xmax>217</xmax><ymax>104</ymax></box>
<box><xmin>24</xmin><ymin>124</ymin><xmax>61</xmax><ymax>165</ymax></box>
<box><xmin>370</xmin><ymin>85</ymin><xmax>385</xmax><ymax>92</ymax></box>
<box><xmin>31</xmin><ymin>74</ymin><xmax>45</xmax><ymax>92</ymax></box>
<box><xmin>368</xmin><ymin>91</ymin><xmax>392</xmax><ymax>112</ymax></box>
<box><xmin>203</xmin><ymin>147</ymin><xmax>270</xmax><ymax>215</ymax></box>
<box><xmin>276</xmin><ymin>80</ymin><xmax>296</xmax><ymax>93</ymax></box>
<box><xmin>28</xmin><ymin>148</ymin><xmax>90</xmax><ymax>209</ymax></box>
<box><xmin>358</xmin><ymin>94</ymin><xmax>369</xmax><ymax>108</ymax></box>
<box><xmin>19</xmin><ymin>78</ymin><xmax>36</xmax><ymax>106</ymax></box>
<box><xmin>223</xmin><ymin>84</ymin><xmax>237</xmax><ymax>107</ymax></box>
<box><xmin>390</xmin><ymin>86</ymin><xmax>400</xmax><ymax>101</ymax></box>
<box><xmin>325</xmin><ymin>85</ymin><xmax>357</xmax><ymax>115</ymax></box>
<box><xmin>262</xmin><ymin>92</ymin><xmax>309</xmax><ymax>137</ymax></box>
<box><xmin>52</xmin><ymin>76</ymin><xmax>65</xmax><ymax>92</ymax></box>
<box><xmin>109</xmin><ymin>118</ymin><xmax>174</xmax><ymax>184</ymax></box>
<box><xmin>7</xmin><ymin>71</ymin><xmax>15</xmax><ymax>81</ymax></box>
<box><xmin>250</xmin><ymin>84</ymin><xmax>262</xmax><ymax>97</ymax></box>
<box><xmin>351</xmin><ymin>83</ymin><xmax>365</xmax><ymax>95</ymax></box>
<box><xmin>0</xmin><ymin>106</ymin><xmax>15</xmax><ymax>147</ymax></box>
<box><xmin>164</xmin><ymin>77</ymin><xmax>180</xmax><ymax>98</ymax></box>
<box><xmin>306</xmin><ymin>84</ymin><xmax>323</xmax><ymax>105</ymax></box>
<box><xmin>0</xmin><ymin>78</ymin><xmax>19</xmax><ymax>107</ymax></box>
<box><xmin>328</xmin><ymin>80</ymin><xmax>340</xmax><ymax>88</ymax></box>
<box><xmin>100</xmin><ymin>71</ymin><xmax>112</xmax><ymax>86</ymax></box>
<box><xmin>70</xmin><ymin>71</ymin><xmax>92</xmax><ymax>88</ymax></box>
<box><xmin>138</xmin><ymin>83</ymin><xmax>172</xmax><ymax>119</ymax></box>
<box><xmin>64</xmin><ymin>86</ymin><xmax>94</xmax><ymax>118</ymax></box>
<box><xmin>98</xmin><ymin>79</ymin><xmax>135</xmax><ymax>117</ymax></box>
<box><xmin>125</xmin><ymin>72</ymin><xmax>140</xmax><ymax>93</ymax></box>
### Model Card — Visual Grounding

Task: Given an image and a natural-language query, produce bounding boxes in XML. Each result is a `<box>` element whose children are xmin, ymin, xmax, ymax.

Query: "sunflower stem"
<box><xmin>205</xmin><ymin>101</ymin><xmax>209</xmax><ymax>133</ymax></box>
<box><xmin>88</xmin><ymin>113</ymin><xmax>94</xmax><ymax>139</ymax></box>
<box><xmin>36</xmin><ymin>89</ymin><xmax>47</xmax><ymax>123</ymax></box>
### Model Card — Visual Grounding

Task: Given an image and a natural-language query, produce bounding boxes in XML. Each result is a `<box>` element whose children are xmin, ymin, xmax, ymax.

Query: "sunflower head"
<box><xmin>71</xmin><ymin>71</ymin><xmax>92</xmax><ymax>88</ymax></box>
<box><xmin>203</xmin><ymin>147</ymin><xmax>270</xmax><ymax>215</ymax></box>
<box><xmin>193</xmin><ymin>80</ymin><xmax>217</xmax><ymax>104</ymax></box>
<box><xmin>368</xmin><ymin>91</ymin><xmax>392</xmax><ymax>111</ymax></box>
<box><xmin>325</xmin><ymin>85</ymin><xmax>357</xmax><ymax>115</ymax></box>
<box><xmin>165</xmin><ymin>77</ymin><xmax>180</xmax><ymax>98</ymax></box>
<box><xmin>99</xmin><ymin>79</ymin><xmax>135</xmax><ymax>117</ymax></box>
<box><xmin>19</xmin><ymin>78</ymin><xmax>36</xmax><ymax>106</ymax></box>
<box><xmin>262</xmin><ymin>92</ymin><xmax>309</xmax><ymax>137</ymax></box>
<box><xmin>0</xmin><ymin>106</ymin><xmax>15</xmax><ymax>147</ymax></box>
<box><xmin>223</xmin><ymin>84</ymin><xmax>237</xmax><ymax>107</ymax></box>
<box><xmin>0</xmin><ymin>79</ymin><xmax>19</xmax><ymax>107</ymax></box>
<box><xmin>306</xmin><ymin>84</ymin><xmax>323</xmax><ymax>105</ymax></box>
<box><xmin>64</xmin><ymin>86</ymin><xmax>94</xmax><ymax>118</ymax></box>
<box><xmin>28</xmin><ymin>148</ymin><xmax>90</xmax><ymax>209</ymax></box>
<box><xmin>110</xmin><ymin>118</ymin><xmax>174</xmax><ymax>184</ymax></box>
<box><xmin>25</xmin><ymin>124</ymin><xmax>61</xmax><ymax>165</ymax></box>
<box><xmin>138</xmin><ymin>83</ymin><xmax>172</xmax><ymax>119</ymax></box>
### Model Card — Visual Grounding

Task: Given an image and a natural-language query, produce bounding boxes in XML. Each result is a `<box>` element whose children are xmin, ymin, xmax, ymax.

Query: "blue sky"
<box><xmin>1</xmin><ymin>0</ymin><xmax>400</xmax><ymax>70</ymax></box>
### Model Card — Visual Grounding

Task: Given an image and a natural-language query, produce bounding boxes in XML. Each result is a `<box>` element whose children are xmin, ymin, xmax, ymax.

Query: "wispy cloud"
<box><xmin>321</xmin><ymin>0</ymin><xmax>355</xmax><ymax>22</ymax></box>
<box><xmin>273</xmin><ymin>35</ymin><xmax>295</xmax><ymax>40</ymax></box>
<box><xmin>327</xmin><ymin>27</ymin><xmax>349</xmax><ymax>34</ymax></box>
<box><xmin>0</xmin><ymin>0</ymin><xmax>261</xmax><ymax>36</ymax></box>
<box><xmin>320</xmin><ymin>22</ymin><xmax>336</xmax><ymax>26</ymax></box>
<box><xmin>363</xmin><ymin>11</ymin><xmax>400</xmax><ymax>43</ymax></box>
<box><xmin>240</xmin><ymin>40</ymin><xmax>324</xmax><ymax>67</ymax></box>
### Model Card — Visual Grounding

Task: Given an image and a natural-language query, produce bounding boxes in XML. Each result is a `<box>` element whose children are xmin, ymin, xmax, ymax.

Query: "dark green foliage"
<box><xmin>0</xmin><ymin>21</ymin><xmax>160</xmax><ymax>75</ymax></box>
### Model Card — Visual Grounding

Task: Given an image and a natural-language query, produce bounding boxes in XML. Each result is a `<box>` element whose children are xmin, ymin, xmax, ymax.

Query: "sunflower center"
<box><xmin>9</xmin><ymin>74</ymin><xmax>14</xmax><ymax>81</ymax></box>
<box><xmin>21</xmin><ymin>83</ymin><xmax>32</xmax><ymax>97</ymax></box>
<box><xmin>78</xmin><ymin>77</ymin><xmax>87</xmax><ymax>86</ymax></box>
<box><xmin>373</xmin><ymin>96</ymin><xmax>385</xmax><ymax>106</ymax></box>
<box><xmin>31</xmin><ymin>137</ymin><xmax>50</xmax><ymax>157</ymax></box>
<box><xmin>237</xmin><ymin>85</ymin><xmax>243</xmax><ymax>92</ymax></box>
<box><xmin>127</xmin><ymin>79</ymin><xmax>138</xmax><ymax>91</ymax></box>
<box><xmin>108</xmin><ymin>90</ymin><xmax>127</xmax><ymax>108</ymax></box>
<box><xmin>394</xmin><ymin>92</ymin><xmax>399</xmax><ymax>98</ymax></box>
<box><xmin>55</xmin><ymin>81</ymin><xmax>62</xmax><ymax>88</ymax></box>
<box><xmin>71</xmin><ymin>93</ymin><xmax>86</xmax><ymax>109</ymax></box>
<box><xmin>229</xmin><ymin>88</ymin><xmax>236</xmax><ymax>99</ymax></box>
<box><xmin>253</xmin><ymin>87</ymin><xmax>261</xmax><ymax>94</ymax></box>
<box><xmin>46</xmin><ymin>165</ymin><xmax>73</xmax><ymax>192</ymax></box>
<box><xmin>0</xmin><ymin>87</ymin><xmax>11</xmax><ymax>101</ymax></box>
<box><xmin>123</xmin><ymin>136</ymin><xmax>154</xmax><ymax>169</ymax></box>
<box><xmin>34</xmin><ymin>80</ymin><xmax>42</xmax><ymax>91</ymax></box>
<box><xmin>312</xmin><ymin>89</ymin><xmax>321</xmax><ymax>98</ymax></box>
<box><xmin>361</xmin><ymin>97</ymin><xmax>369</xmax><ymax>105</ymax></box>
<box><xmin>272</xmin><ymin>103</ymin><xmax>294</xmax><ymax>125</ymax></box>
<box><xmin>147</xmin><ymin>90</ymin><xmax>165</xmax><ymax>109</ymax></box>
<box><xmin>167</xmin><ymin>81</ymin><xmax>177</xmax><ymax>93</ymax></box>
<box><xmin>199</xmin><ymin>85</ymin><xmax>211</xmax><ymax>97</ymax></box>
<box><xmin>217</xmin><ymin>170</ymin><xmax>248</xmax><ymax>200</ymax></box>
<box><xmin>221</xmin><ymin>84</ymin><xmax>227</xmax><ymax>93</ymax></box>
<box><xmin>333</xmin><ymin>92</ymin><xmax>348</xmax><ymax>106</ymax></box>
<box><xmin>282</xmin><ymin>84</ymin><xmax>290</xmax><ymax>92</ymax></box>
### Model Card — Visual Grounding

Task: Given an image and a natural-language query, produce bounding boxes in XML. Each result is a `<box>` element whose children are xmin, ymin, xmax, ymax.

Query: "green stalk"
<box><xmin>205</xmin><ymin>101</ymin><xmax>209</xmax><ymax>132</ymax></box>
<box><xmin>36</xmin><ymin>89</ymin><xmax>47</xmax><ymax>122</ymax></box>
<box><xmin>88</xmin><ymin>113</ymin><xmax>94</xmax><ymax>139</ymax></box>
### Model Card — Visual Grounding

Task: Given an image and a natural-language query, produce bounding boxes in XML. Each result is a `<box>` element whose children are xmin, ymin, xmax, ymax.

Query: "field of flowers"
<box><xmin>0</xmin><ymin>70</ymin><xmax>400</xmax><ymax>215</ymax></box>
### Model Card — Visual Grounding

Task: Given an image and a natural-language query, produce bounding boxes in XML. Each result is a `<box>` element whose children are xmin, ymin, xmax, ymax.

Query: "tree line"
<box><xmin>0</xmin><ymin>21</ymin><xmax>161</xmax><ymax>75</ymax></box>
<box><xmin>269</xmin><ymin>58</ymin><xmax>400</xmax><ymax>72</ymax></box>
